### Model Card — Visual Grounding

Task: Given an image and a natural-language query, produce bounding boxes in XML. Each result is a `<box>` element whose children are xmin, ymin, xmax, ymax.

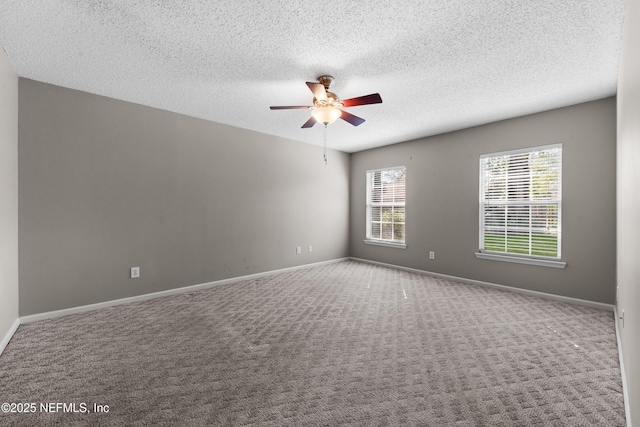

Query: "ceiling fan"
<box><xmin>270</xmin><ymin>75</ymin><xmax>382</xmax><ymax>128</ymax></box>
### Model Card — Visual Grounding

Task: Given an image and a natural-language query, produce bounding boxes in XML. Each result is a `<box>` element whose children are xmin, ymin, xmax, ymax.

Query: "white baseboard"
<box><xmin>20</xmin><ymin>258</ymin><xmax>350</xmax><ymax>324</ymax></box>
<box><xmin>614</xmin><ymin>306</ymin><xmax>633</xmax><ymax>427</ymax></box>
<box><xmin>0</xmin><ymin>318</ymin><xmax>20</xmax><ymax>356</ymax></box>
<box><xmin>20</xmin><ymin>256</ymin><xmax>614</xmax><ymax>322</ymax></box>
<box><xmin>349</xmin><ymin>257</ymin><xmax>614</xmax><ymax>312</ymax></box>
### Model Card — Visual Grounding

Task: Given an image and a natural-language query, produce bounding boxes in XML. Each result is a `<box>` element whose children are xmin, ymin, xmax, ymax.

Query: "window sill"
<box><xmin>364</xmin><ymin>239</ymin><xmax>407</xmax><ymax>249</ymax></box>
<box><xmin>475</xmin><ymin>252</ymin><xmax>566</xmax><ymax>269</ymax></box>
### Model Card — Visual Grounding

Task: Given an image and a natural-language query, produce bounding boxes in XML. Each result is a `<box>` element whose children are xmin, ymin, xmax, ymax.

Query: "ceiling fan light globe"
<box><xmin>312</xmin><ymin>106</ymin><xmax>342</xmax><ymax>125</ymax></box>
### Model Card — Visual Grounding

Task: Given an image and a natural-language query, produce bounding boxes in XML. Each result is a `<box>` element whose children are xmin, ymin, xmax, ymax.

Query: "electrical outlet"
<box><xmin>130</xmin><ymin>267</ymin><xmax>140</xmax><ymax>279</ymax></box>
<box><xmin>429</xmin><ymin>251</ymin><xmax>435</xmax><ymax>260</ymax></box>
<box><xmin>296</xmin><ymin>246</ymin><xmax>301</xmax><ymax>254</ymax></box>
<box><xmin>308</xmin><ymin>245</ymin><xmax>313</xmax><ymax>253</ymax></box>
<box><xmin>620</xmin><ymin>309</ymin><xmax>625</xmax><ymax>328</ymax></box>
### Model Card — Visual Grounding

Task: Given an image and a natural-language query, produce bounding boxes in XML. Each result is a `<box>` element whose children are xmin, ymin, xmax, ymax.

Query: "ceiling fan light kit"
<box><xmin>311</xmin><ymin>105</ymin><xmax>342</xmax><ymax>125</ymax></box>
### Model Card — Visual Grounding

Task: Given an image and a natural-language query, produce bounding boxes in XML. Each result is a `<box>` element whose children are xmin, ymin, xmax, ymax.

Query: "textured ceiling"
<box><xmin>0</xmin><ymin>0</ymin><xmax>626</xmax><ymax>153</ymax></box>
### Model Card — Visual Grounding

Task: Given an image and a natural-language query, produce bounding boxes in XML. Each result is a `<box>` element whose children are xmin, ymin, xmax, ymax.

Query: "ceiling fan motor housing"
<box><xmin>314</xmin><ymin>91</ymin><xmax>342</xmax><ymax>108</ymax></box>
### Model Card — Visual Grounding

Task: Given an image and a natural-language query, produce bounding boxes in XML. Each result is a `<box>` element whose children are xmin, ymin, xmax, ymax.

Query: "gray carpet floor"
<box><xmin>0</xmin><ymin>260</ymin><xmax>626</xmax><ymax>426</ymax></box>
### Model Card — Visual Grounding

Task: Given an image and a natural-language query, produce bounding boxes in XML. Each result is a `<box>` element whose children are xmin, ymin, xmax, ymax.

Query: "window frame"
<box><xmin>476</xmin><ymin>144</ymin><xmax>566</xmax><ymax>268</ymax></box>
<box><xmin>364</xmin><ymin>166</ymin><xmax>407</xmax><ymax>249</ymax></box>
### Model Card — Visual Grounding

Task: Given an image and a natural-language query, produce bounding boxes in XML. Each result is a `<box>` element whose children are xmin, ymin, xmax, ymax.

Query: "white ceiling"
<box><xmin>0</xmin><ymin>0</ymin><xmax>626</xmax><ymax>153</ymax></box>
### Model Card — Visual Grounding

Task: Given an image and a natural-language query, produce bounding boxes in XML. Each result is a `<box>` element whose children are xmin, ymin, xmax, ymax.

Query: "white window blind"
<box><xmin>480</xmin><ymin>144</ymin><xmax>562</xmax><ymax>259</ymax></box>
<box><xmin>366</xmin><ymin>167</ymin><xmax>406</xmax><ymax>244</ymax></box>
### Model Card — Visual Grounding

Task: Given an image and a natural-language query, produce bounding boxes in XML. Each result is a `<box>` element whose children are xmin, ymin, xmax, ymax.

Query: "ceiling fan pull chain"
<box><xmin>323</xmin><ymin>124</ymin><xmax>328</xmax><ymax>165</ymax></box>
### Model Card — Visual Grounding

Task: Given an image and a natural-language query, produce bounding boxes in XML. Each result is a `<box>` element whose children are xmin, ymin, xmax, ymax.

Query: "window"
<box><xmin>478</xmin><ymin>144</ymin><xmax>564</xmax><ymax>267</ymax></box>
<box><xmin>365</xmin><ymin>167</ymin><xmax>406</xmax><ymax>248</ymax></box>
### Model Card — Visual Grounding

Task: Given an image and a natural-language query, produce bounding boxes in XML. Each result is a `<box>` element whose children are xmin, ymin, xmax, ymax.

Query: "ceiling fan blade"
<box><xmin>270</xmin><ymin>105</ymin><xmax>312</xmax><ymax>110</ymax></box>
<box><xmin>341</xmin><ymin>93</ymin><xmax>382</xmax><ymax>108</ymax></box>
<box><xmin>339</xmin><ymin>110</ymin><xmax>365</xmax><ymax>126</ymax></box>
<box><xmin>306</xmin><ymin>82</ymin><xmax>327</xmax><ymax>101</ymax></box>
<box><xmin>301</xmin><ymin>116</ymin><xmax>317</xmax><ymax>128</ymax></box>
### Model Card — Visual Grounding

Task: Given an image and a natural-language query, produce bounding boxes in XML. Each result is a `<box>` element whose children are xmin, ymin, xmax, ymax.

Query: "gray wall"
<box><xmin>0</xmin><ymin>49</ymin><xmax>19</xmax><ymax>351</ymax></box>
<box><xmin>18</xmin><ymin>79</ymin><xmax>350</xmax><ymax>316</ymax></box>
<box><xmin>617</xmin><ymin>0</ymin><xmax>640</xmax><ymax>423</ymax></box>
<box><xmin>350</xmin><ymin>98</ymin><xmax>616</xmax><ymax>304</ymax></box>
